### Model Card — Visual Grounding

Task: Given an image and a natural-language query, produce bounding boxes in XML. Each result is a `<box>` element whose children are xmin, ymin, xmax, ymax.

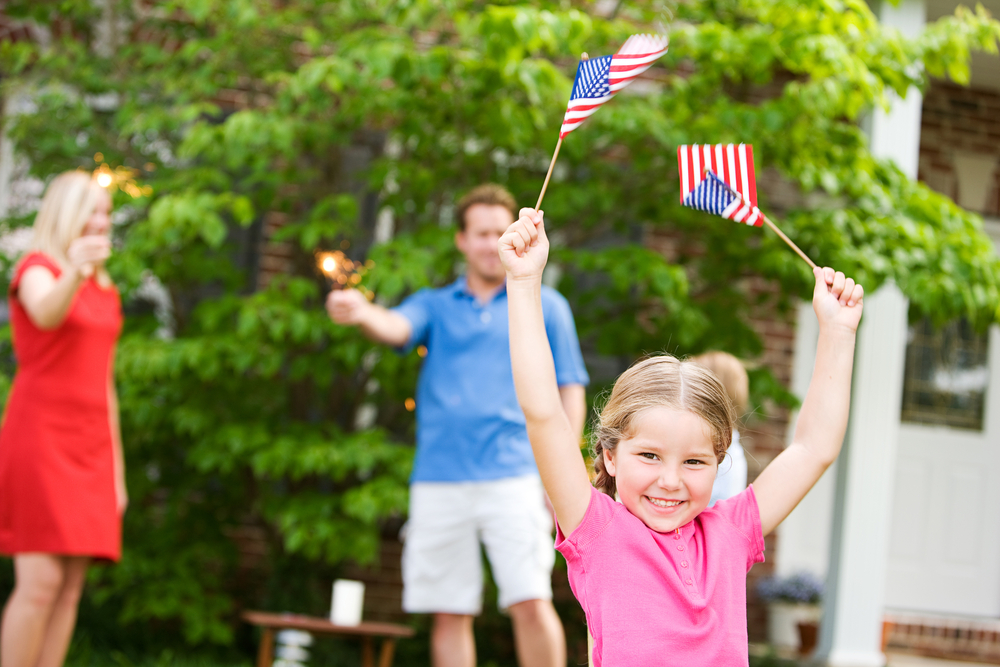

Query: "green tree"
<box><xmin>0</xmin><ymin>0</ymin><xmax>998</xmax><ymax>658</ymax></box>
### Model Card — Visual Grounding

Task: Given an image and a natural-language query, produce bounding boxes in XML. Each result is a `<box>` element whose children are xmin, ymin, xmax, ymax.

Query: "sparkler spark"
<box><xmin>316</xmin><ymin>250</ymin><xmax>355</xmax><ymax>281</ymax></box>
<box><xmin>316</xmin><ymin>249</ymin><xmax>375</xmax><ymax>298</ymax></box>
<box><xmin>93</xmin><ymin>162</ymin><xmax>152</xmax><ymax>198</ymax></box>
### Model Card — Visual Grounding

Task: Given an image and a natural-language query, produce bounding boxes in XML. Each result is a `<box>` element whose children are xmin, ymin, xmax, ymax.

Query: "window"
<box><xmin>900</xmin><ymin>315</ymin><xmax>990</xmax><ymax>431</ymax></box>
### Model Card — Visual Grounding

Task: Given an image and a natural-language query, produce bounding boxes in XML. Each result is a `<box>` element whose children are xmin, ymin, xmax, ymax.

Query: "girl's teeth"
<box><xmin>649</xmin><ymin>498</ymin><xmax>682</xmax><ymax>508</ymax></box>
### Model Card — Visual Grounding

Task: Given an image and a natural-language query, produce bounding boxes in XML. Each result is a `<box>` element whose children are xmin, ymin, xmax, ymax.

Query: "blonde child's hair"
<box><xmin>690</xmin><ymin>351</ymin><xmax>749</xmax><ymax>415</ymax></box>
<box><xmin>592</xmin><ymin>355</ymin><xmax>737</xmax><ymax>498</ymax></box>
<box><xmin>28</xmin><ymin>170</ymin><xmax>111</xmax><ymax>284</ymax></box>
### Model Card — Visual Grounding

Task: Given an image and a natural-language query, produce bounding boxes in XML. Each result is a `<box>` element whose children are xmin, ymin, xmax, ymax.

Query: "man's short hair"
<box><xmin>455</xmin><ymin>184</ymin><xmax>517</xmax><ymax>231</ymax></box>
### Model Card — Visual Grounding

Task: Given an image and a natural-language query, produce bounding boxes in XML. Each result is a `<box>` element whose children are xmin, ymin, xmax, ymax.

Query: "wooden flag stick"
<box><xmin>760</xmin><ymin>214</ymin><xmax>817</xmax><ymax>270</ymax></box>
<box><xmin>535</xmin><ymin>52</ymin><xmax>589</xmax><ymax>211</ymax></box>
<box><xmin>535</xmin><ymin>136</ymin><xmax>563</xmax><ymax>210</ymax></box>
<box><xmin>707</xmin><ymin>168</ymin><xmax>817</xmax><ymax>269</ymax></box>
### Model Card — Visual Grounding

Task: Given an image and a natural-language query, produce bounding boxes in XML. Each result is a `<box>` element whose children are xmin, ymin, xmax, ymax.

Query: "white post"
<box><xmin>867</xmin><ymin>0</ymin><xmax>926</xmax><ymax>180</ymax></box>
<box><xmin>775</xmin><ymin>303</ymin><xmax>834</xmax><ymax>579</ymax></box>
<box><xmin>813</xmin><ymin>2</ymin><xmax>923</xmax><ymax>665</ymax></box>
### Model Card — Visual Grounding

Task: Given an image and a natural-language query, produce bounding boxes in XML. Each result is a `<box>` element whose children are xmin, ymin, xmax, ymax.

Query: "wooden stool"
<box><xmin>242</xmin><ymin>610</ymin><xmax>415</xmax><ymax>667</ymax></box>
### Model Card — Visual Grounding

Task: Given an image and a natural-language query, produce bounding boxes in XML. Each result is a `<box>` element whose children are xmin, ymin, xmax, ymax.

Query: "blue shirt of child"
<box><xmin>393</xmin><ymin>276</ymin><xmax>589</xmax><ymax>483</ymax></box>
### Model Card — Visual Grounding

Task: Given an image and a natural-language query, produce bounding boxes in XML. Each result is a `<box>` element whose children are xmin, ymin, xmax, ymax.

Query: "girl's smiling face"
<box><xmin>604</xmin><ymin>406</ymin><xmax>719</xmax><ymax>533</ymax></box>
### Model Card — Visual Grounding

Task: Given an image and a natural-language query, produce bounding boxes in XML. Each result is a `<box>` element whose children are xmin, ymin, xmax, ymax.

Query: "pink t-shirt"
<box><xmin>555</xmin><ymin>485</ymin><xmax>765</xmax><ymax>666</ymax></box>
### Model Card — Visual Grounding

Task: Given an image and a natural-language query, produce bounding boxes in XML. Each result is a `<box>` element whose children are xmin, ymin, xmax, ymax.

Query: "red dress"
<box><xmin>0</xmin><ymin>252</ymin><xmax>123</xmax><ymax>561</ymax></box>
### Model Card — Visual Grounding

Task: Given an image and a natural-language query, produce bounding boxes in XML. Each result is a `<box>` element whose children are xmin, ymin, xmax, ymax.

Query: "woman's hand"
<box><xmin>812</xmin><ymin>266</ymin><xmax>864</xmax><ymax>334</ymax></box>
<box><xmin>115</xmin><ymin>479</ymin><xmax>128</xmax><ymax>516</ymax></box>
<box><xmin>498</xmin><ymin>208</ymin><xmax>548</xmax><ymax>283</ymax></box>
<box><xmin>66</xmin><ymin>235</ymin><xmax>111</xmax><ymax>280</ymax></box>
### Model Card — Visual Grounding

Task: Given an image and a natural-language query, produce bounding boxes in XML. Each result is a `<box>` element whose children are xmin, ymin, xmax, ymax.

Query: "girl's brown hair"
<box><xmin>592</xmin><ymin>355</ymin><xmax>737</xmax><ymax>498</ymax></box>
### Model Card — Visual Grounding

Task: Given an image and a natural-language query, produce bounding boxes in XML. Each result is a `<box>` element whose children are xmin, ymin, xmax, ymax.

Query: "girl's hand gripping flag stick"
<box><xmin>535</xmin><ymin>35</ymin><xmax>668</xmax><ymax>210</ymax></box>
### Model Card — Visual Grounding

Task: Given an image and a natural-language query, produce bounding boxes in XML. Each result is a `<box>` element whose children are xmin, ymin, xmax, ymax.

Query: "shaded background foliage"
<box><xmin>0</xmin><ymin>0</ymin><xmax>998</xmax><ymax>662</ymax></box>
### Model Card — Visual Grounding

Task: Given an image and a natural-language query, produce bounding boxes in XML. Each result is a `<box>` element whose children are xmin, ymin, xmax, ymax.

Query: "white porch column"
<box><xmin>867</xmin><ymin>0</ymin><xmax>926</xmax><ymax>182</ymax></box>
<box><xmin>813</xmin><ymin>2</ymin><xmax>923</xmax><ymax>665</ymax></box>
<box><xmin>775</xmin><ymin>302</ymin><xmax>834</xmax><ymax>579</ymax></box>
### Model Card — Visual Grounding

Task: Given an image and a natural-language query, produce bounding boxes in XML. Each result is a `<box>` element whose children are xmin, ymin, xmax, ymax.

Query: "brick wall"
<box><xmin>743</xmin><ymin>276</ymin><xmax>798</xmax><ymax>643</ymax></box>
<box><xmin>919</xmin><ymin>81</ymin><xmax>1000</xmax><ymax>215</ymax></box>
<box><xmin>256</xmin><ymin>212</ymin><xmax>295</xmax><ymax>290</ymax></box>
<box><xmin>884</xmin><ymin>612</ymin><xmax>1000</xmax><ymax>663</ymax></box>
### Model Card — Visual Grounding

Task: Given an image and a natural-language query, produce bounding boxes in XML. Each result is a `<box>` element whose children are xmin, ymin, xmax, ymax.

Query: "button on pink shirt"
<box><xmin>555</xmin><ymin>485</ymin><xmax>765</xmax><ymax>666</ymax></box>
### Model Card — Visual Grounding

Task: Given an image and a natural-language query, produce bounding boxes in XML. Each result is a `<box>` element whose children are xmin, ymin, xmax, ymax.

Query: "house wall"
<box><xmin>918</xmin><ymin>81</ymin><xmax>1000</xmax><ymax>216</ymax></box>
<box><xmin>774</xmin><ymin>79</ymin><xmax>1000</xmax><ymax>585</ymax></box>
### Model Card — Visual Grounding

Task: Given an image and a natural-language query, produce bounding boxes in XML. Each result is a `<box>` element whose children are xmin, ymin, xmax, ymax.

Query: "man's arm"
<box><xmin>326</xmin><ymin>288</ymin><xmax>412</xmax><ymax>347</ymax></box>
<box><xmin>558</xmin><ymin>384</ymin><xmax>587</xmax><ymax>445</ymax></box>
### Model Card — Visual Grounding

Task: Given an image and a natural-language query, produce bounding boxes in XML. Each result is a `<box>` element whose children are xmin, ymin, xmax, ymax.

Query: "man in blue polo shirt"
<box><xmin>326</xmin><ymin>184</ymin><xmax>588</xmax><ymax>667</ymax></box>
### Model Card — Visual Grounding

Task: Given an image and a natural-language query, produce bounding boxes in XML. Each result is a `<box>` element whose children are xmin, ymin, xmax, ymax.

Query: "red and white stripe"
<box><xmin>609</xmin><ymin>34</ymin><xmax>669</xmax><ymax>92</ymax></box>
<box><xmin>677</xmin><ymin>143</ymin><xmax>761</xmax><ymax>226</ymax></box>
<box><xmin>561</xmin><ymin>93</ymin><xmax>614</xmax><ymax>136</ymax></box>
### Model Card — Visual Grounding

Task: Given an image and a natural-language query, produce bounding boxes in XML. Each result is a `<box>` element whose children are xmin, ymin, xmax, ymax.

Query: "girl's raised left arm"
<box><xmin>753</xmin><ymin>267</ymin><xmax>864</xmax><ymax>535</ymax></box>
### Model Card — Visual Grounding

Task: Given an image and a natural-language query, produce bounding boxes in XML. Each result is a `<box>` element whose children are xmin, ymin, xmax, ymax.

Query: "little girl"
<box><xmin>499</xmin><ymin>208</ymin><xmax>863</xmax><ymax>666</ymax></box>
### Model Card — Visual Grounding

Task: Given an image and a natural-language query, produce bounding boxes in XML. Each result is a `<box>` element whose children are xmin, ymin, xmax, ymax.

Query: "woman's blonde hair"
<box><xmin>592</xmin><ymin>355</ymin><xmax>737</xmax><ymax>498</ymax></box>
<box><xmin>29</xmin><ymin>170</ymin><xmax>110</xmax><ymax>283</ymax></box>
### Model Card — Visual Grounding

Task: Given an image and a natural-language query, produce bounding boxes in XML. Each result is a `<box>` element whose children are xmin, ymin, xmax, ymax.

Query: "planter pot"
<box><xmin>768</xmin><ymin>602</ymin><xmax>822</xmax><ymax>649</ymax></box>
<box><xmin>797</xmin><ymin>620</ymin><xmax>819</xmax><ymax>656</ymax></box>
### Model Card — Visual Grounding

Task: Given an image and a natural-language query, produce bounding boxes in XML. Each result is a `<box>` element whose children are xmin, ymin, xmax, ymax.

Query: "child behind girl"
<box><xmin>691</xmin><ymin>351</ymin><xmax>750</xmax><ymax>505</ymax></box>
<box><xmin>499</xmin><ymin>208</ymin><xmax>864</xmax><ymax>666</ymax></box>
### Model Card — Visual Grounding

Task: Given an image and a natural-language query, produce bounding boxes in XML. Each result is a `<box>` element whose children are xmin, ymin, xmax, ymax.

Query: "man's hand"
<box><xmin>66</xmin><ymin>235</ymin><xmax>111</xmax><ymax>279</ymax></box>
<box><xmin>498</xmin><ymin>208</ymin><xmax>548</xmax><ymax>282</ymax></box>
<box><xmin>326</xmin><ymin>288</ymin><xmax>371</xmax><ymax>325</ymax></box>
<box><xmin>812</xmin><ymin>266</ymin><xmax>864</xmax><ymax>334</ymax></box>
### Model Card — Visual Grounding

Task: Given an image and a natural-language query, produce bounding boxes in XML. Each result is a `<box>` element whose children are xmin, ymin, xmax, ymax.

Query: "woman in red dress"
<box><xmin>0</xmin><ymin>170</ymin><xmax>126</xmax><ymax>667</ymax></box>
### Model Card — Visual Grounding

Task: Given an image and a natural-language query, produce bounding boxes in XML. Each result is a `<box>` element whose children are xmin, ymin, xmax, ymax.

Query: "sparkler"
<box><xmin>316</xmin><ymin>250</ymin><xmax>375</xmax><ymax>299</ymax></box>
<box><xmin>93</xmin><ymin>160</ymin><xmax>152</xmax><ymax>198</ymax></box>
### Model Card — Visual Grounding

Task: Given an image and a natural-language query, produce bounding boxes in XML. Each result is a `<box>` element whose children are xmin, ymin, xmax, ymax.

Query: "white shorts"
<box><xmin>402</xmin><ymin>474</ymin><xmax>555</xmax><ymax>614</ymax></box>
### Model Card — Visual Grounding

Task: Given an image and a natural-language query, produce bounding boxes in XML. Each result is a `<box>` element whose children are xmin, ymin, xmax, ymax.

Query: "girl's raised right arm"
<box><xmin>500</xmin><ymin>208</ymin><xmax>593</xmax><ymax>535</ymax></box>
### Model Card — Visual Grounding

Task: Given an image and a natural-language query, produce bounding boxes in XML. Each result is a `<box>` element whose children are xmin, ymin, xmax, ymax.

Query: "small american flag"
<box><xmin>678</xmin><ymin>144</ymin><xmax>761</xmax><ymax>226</ymax></box>
<box><xmin>560</xmin><ymin>34</ymin><xmax>668</xmax><ymax>138</ymax></box>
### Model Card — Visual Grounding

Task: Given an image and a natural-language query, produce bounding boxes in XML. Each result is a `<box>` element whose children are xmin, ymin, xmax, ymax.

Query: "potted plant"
<box><xmin>756</xmin><ymin>572</ymin><xmax>823</xmax><ymax>654</ymax></box>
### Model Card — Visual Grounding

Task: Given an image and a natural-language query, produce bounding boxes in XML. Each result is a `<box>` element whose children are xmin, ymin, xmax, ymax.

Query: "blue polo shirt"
<box><xmin>393</xmin><ymin>277</ymin><xmax>589</xmax><ymax>483</ymax></box>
